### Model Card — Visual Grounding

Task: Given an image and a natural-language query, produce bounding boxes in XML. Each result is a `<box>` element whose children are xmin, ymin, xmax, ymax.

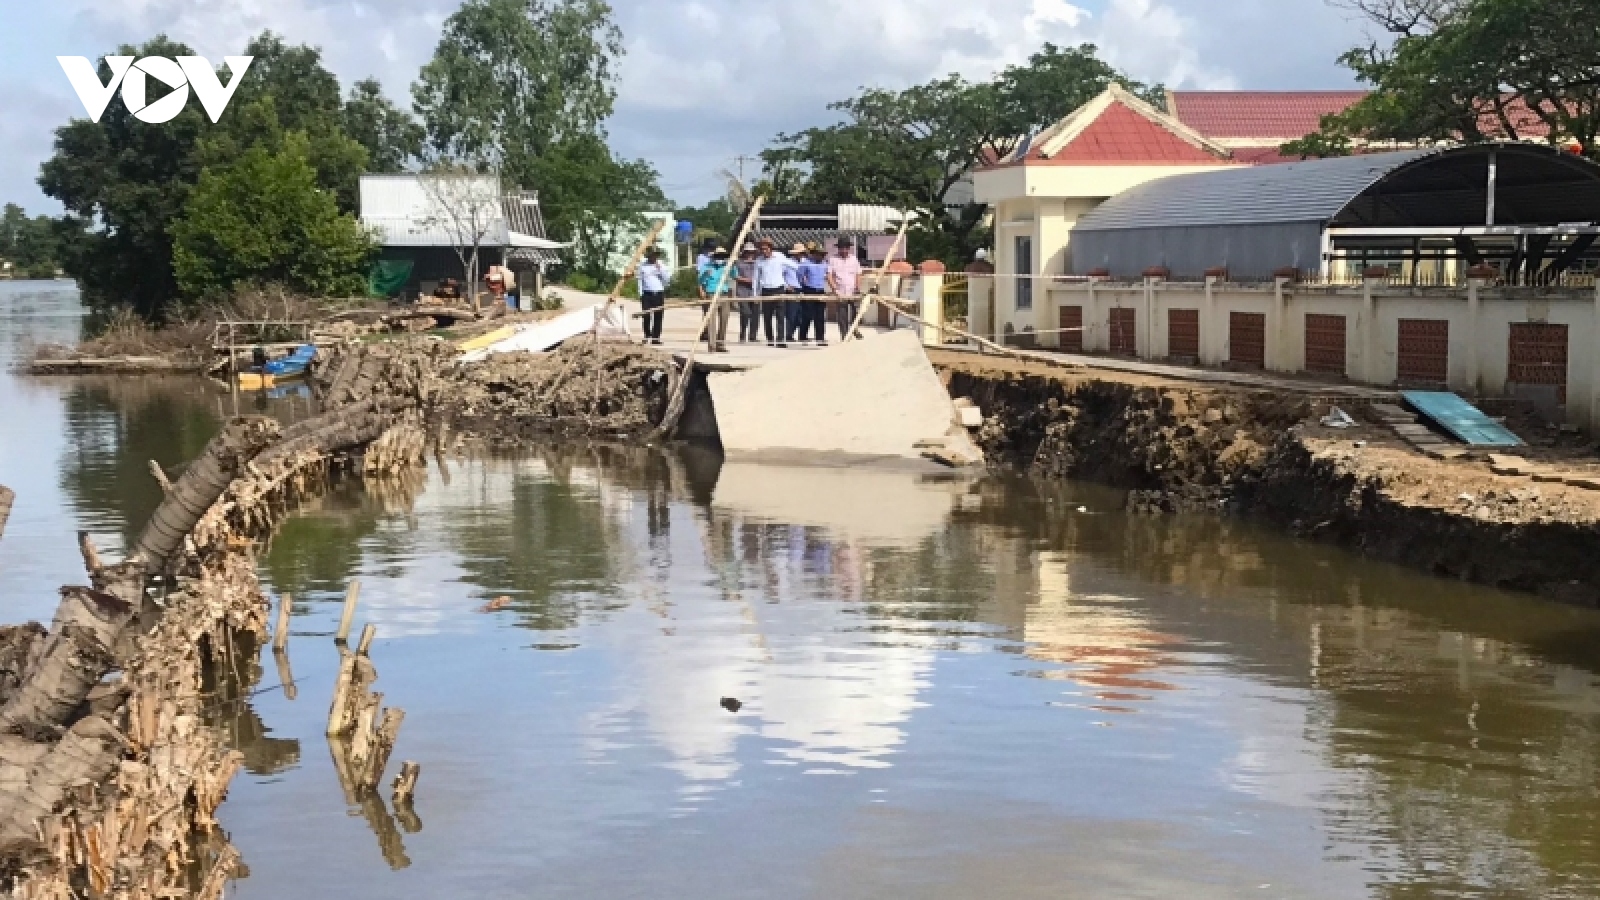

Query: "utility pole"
<box><xmin>732</xmin><ymin>155</ymin><xmax>758</xmax><ymax>190</ymax></box>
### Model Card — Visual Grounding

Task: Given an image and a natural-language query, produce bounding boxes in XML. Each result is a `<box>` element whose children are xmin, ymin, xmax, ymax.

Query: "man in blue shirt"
<box><xmin>754</xmin><ymin>238</ymin><xmax>790</xmax><ymax>347</ymax></box>
<box><xmin>634</xmin><ymin>247</ymin><xmax>670</xmax><ymax>345</ymax></box>
<box><xmin>697</xmin><ymin>247</ymin><xmax>735</xmax><ymax>352</ymax></box>
<box><xmin>783</xmin><ymin>242</ymin><xmax>805</xmax><ymax>343</ymax></box>
<box><xmin>796</xmin><ymin>244</ymin><xmax>831</xmax><ymax>346</ymax></box>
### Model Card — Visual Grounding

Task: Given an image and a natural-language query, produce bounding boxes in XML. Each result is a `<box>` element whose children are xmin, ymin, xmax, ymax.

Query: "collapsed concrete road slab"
<box><xmin>706</xmin><ymin>330</ymin><xmax>984</xmax><ymax>464</ymax></box>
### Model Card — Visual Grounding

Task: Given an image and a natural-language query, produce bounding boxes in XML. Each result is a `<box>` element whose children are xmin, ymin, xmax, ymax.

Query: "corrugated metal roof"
<box><xmin>1073</xmin><ymin>148</ymin><xmax>1436</xmax><ymax>232</ymax></box>
<box><xmin>360</xmin><ymin>176</ymin><xmax>567</xmax><ymax>263</ymax></box>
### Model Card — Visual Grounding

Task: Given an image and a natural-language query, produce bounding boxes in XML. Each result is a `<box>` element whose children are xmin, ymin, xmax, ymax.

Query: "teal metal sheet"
<box><xmin>1401</xmin><ymin>391</ymin><xmax>1525</xmax><ymax>447</ymax></box>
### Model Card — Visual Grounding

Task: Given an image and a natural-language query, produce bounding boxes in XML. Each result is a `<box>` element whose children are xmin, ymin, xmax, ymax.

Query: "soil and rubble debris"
<box><xmin>426</xmin><ymin>341</ymin><xmax>674</xmax><ymax>442</ymax></box>
<box><xmin>934</xmin><ymin>350</ymin><xmax>1600</xmax><ymax>607</ymax></box>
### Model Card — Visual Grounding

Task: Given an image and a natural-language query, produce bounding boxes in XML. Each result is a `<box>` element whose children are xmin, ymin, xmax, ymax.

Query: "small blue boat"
<box><xmin>239</xmin><ymin>344</ymin><xmax>316</xmax><ymax>390</ymax></box>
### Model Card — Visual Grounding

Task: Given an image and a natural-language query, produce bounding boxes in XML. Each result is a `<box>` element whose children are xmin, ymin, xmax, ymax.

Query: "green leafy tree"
<box><xmin>413</xmin><ymin>0</ymin><xmax>622</xmax><ymax>185</ymax></box>
<box><xmin>529</xmin><ymin>134</ymin><xmax>666</xmax><ymax>279</ymax></box>
<box><xmin>761</xmin><ymin>43</ymin><xmax>1155</xmax><ymax>266</ymax></box>
<box><xmin>1285</xmin><ymin>0</ymin><xmax>1599</xmax><ymax>159</ymax></box>
<box><xmin>171</xmin><ymin>133</ymin><xmax>374</xmax><ymax>301</ymax></box>
<box><xmin>40</xmin><ymin>36</ymin><xmax>210</xmax><ymax>319</ymax></box>
<box><xmin>0</xmin><ymin>203</ymin><xmax>61</xmax><ymax>278</ymax></box>
<box><xmin>196</xmin><ymin>33</ymin><xmax>370</xmax><ymax>211</ymax></box>
<box><xmin>343</xmin><ymin>78</ymin><xmax>424</xmax><ymax>173</ymax></box>
<box><xmin>39</xmin><ymin>32</ymin><xmax>399</xmax><ymax>318</ymax></box>
<box><xmin>673</xmin><ymin>198</ymin><xmax>738</xmax><ymax>240</ymax></box>
<box><xmin>412</xmin><ymin>0</ymin><xmax>662</xmax><ymax>261</ymax></box>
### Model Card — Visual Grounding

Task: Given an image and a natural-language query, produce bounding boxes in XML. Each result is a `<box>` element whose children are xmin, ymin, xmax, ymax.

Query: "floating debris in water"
<box><xmin>720</xmin><ymin>697</ymin><xmax>743</xmax><ymax>713</ymax></box>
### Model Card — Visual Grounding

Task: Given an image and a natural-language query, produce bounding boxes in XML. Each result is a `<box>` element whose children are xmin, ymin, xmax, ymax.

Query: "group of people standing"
<box><xmin>632</xmin><ymin>235</ymin><xmax>864</xmax><ymax>352</ymax></box>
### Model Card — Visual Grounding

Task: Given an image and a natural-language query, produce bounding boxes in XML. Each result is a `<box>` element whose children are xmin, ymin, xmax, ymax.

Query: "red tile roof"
<box><xmin>1169</xmin><ymin>91</ymin><xmax>1368</xmax><ymax>140</ymax></box>
<box><xmin>1038</xmin><ymin>100</ymin><xmax>1229</xmax><ymax>165</ymax></box>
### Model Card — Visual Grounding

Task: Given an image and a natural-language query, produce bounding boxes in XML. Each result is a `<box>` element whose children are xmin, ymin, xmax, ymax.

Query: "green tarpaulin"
<box><xmin>368</xmin><ymin>259</ymin><xmax>414</xmax><ymax>298</ymax></box>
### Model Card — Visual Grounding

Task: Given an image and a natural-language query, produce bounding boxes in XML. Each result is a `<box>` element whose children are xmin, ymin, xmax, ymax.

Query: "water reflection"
<box><xmin>9</xmin><ymin>286</ymin><xmax>1600</xmax><ymax>897</ymax></box>
<box><xmin>223</xmin><ymin>447</ymin><xmax>1600</xmax><ymax>898</ymax></box>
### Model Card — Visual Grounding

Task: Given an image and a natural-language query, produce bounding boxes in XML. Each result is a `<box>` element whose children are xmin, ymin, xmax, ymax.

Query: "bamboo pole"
<box><xmin>356</xmin><ymin>623</ymin><xmax>377</xmax><ymax>658</ymax></box>
<box><xmin>326</xmin><ymin>654</ymin><xmax>356</xmax><ymax>736</ymax></box>
<box><xmin>876</xmin><ymin>303</ymin><xmax>1085</xmax><ymax>369</ymax></box>
<box><xmin>0</xmin><ymin>485</ymin><xmax>12</xmax><ymax>544</ymax></box>
<box><xmin>645</xmin><ymin>197</ymin><xmax>766</xmax><ymax>442</ymax></box>
<box><xmin>847</xmin><ymin>217</ymin><xmax>911</xmax><ymax>341</ymax></box>
<box><xmin>592</xmin><ymin>217</ymin><xmax>671</xmax><ymax>341</ymax></box>
<box><xmin>335</xmin><ymin>580</ymin><xmax>361</xmax><ymax>644</ymax></box>
<box><xmin>273</xmin><ymin>593</ymin><xmax>292</xmax><ymax>652</ymax></box>
<box><xmin>272</xmin><ymin>647</ymin><xmax>297</xmax><ymax>701</ymax></box>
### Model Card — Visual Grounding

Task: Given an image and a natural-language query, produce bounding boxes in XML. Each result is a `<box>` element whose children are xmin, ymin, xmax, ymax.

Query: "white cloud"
<box><xmin>6</xmin><ymin>0</ymin><xmax>1366</xmax><ymax>213</ymax></box>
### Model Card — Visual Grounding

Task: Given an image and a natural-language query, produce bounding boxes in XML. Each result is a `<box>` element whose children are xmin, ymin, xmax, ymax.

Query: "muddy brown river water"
<box><xmin>4</xmin><ymin>282</ymin><xmax>1600</xmax><ymax>899</ymax></box>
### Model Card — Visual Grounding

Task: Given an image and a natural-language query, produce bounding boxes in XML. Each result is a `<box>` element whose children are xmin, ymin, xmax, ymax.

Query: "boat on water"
<box><xmin>238</xmin><ymin>344</ymin><xmax>316</xmax><ymax>390</ymax></box>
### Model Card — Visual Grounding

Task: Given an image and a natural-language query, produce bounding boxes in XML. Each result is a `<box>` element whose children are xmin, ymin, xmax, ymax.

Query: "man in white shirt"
<box><xmin>826</xmin><ymin>237</ymin><xmax>864</xmax><ymax>340</ymax></box>
<box><xmin>635</xmin><ymin>247</ymin><xmax>670</xmax><ymax>344</ymax></box>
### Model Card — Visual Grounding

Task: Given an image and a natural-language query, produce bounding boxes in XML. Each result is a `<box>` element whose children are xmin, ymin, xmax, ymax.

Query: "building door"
<box><xmin>1396</xmin><ymin>319</ymin><xmax>1449</xmax><ymax>386</ymax></box>
<box><xmin>1167</xmin><ymin>309</ymin><xmax>1199</xmax><ymax>361</ymax></box>
<box><xmin>1304</xmin><ymin>313</ymin><xmax>1347</xmax><ymax>376</ymax></box>
<box><xmin>1109</xmin><ymin>308</ymin><xmax>1137</xmax><ymax>356</ymax></box>
<box><xmin>1229</xmin><ymin>312</ymin><xmax>1265</xmax><ymax>369</ymax></box>
<box><xmin>1507</xmin><ymin>323</ymin><xmax>1569</xmax><ymax>403</ymax></box>
<box><xmin>1014</xmin><ymin>236</ymin><xmax>1034</xmax><ymax>311</ymax></box>
<box><xmin>1059</xmin><ymin>306</ymin><xmax>1083</xmax><ymax>352</ymax></box>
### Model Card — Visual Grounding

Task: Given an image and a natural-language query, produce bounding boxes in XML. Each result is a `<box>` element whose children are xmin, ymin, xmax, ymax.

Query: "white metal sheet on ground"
<box><xmin>457</xmin><ymin>305</ymin><xmax>630</xmax><ymax>363</ymax></box>
<box><xmin>707</xmin><ymin>329</ymin><xmax>982</xmax><ymax>461</ymax></box>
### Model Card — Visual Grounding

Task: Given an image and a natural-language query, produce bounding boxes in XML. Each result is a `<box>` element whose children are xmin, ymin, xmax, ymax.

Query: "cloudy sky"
<box><xmin>0</xmin><ymin>0</ymin><xmax>1378</xmax><ymax>214</ymax></box>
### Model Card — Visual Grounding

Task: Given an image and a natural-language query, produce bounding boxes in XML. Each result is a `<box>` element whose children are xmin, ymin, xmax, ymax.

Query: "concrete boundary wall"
<box><xmin>972</xmin><ymin>273</ymin><xmax>1600</xmax><ymax>426</ymax></box>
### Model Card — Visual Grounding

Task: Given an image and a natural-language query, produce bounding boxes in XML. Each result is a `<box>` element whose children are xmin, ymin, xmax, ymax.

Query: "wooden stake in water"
<box><xmin>336</xmin><ymin>580</ymin><xmax>361</xmax><ymax>644</ymax></box>
<box><xmin>273</xmin><ymin>593</ymin><xmax>292</xmax><ymax>652</ymax></box>
<box><xmin>356</xmin><ymin>623</ymin><xmax>377</xmax><ymax>658</ymax></box>
<box><xmin>392</xmin><ymin>761</ymin><xmax>421</xmax><ymax>804</ymax></box>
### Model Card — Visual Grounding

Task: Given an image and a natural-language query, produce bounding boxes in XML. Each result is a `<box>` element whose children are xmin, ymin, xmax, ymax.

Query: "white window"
<box><xmin>1015</xmin><ymin>236</ymin><xmax>1033</xmax><ymax>310</ymax></box>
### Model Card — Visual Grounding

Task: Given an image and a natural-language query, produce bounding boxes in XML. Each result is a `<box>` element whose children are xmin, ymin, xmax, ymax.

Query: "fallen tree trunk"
<box><xmin>132</xmin><ymin>418</ymin><xmax>282</xmax><ymax>571</ymax></box>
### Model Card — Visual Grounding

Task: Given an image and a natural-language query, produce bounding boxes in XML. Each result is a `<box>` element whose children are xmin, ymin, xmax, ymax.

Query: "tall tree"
<box><xmin>413</xmin><ymin>0</ymin><xmax>622</xmax><ymax>185</ymax></box>
<box><xmin>171</xmin><ymin>133</ymin><xmax>373</xmax><ymax>301</ymax></box>
<box><xmin>761</xmin><ymin>43</ymin><xmax>1156</xmax><ymax>265</ymax></box>
<box><xmin>1286</xmin><ymin>0</ymin><xmax>1599</xmax><ymax>158</ymax></box>
<box><xmin>411</xmin><ymin>0</ymin><xmax>660</xmax><ymax>261</ymax></box>
<box><xmin>343</xmin><ymin>79</ymin><xmax>424</xmax><ymax>173</ymax></box>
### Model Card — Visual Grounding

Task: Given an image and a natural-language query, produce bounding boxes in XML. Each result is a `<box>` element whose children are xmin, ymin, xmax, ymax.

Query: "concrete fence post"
<box><xmin>918</xmin><ymin>261</ymin><xmax>947</xmax><ymax>347</ymax></box>
<box><xmin>1466</xmin><ymin>269</ymin><xmax>1488</xmax><ymax>396</ymax></box>
<box><xmin>965</xmin><ymin>259</ymin><xmax>995</xmax><ymax>343</ymax></box>
<box><xmin>1361</xmin><ymin>268</ymin><xmax>1386</xmax><ymax>384</ymax></box>
<box><xmin>1142</xmin><ymin>267</ymin><xmax>1167</xmax><ymax>361</ymax></box>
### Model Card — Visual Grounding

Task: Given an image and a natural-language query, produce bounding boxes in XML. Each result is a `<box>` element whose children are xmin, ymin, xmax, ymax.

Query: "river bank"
<box><xmin>932</xmin><ymin>349</ymin><xmax>1600</xmax><ymax>607</ymax></box>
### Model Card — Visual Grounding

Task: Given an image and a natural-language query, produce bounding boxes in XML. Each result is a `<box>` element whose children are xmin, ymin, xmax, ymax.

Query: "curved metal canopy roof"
<box><xmin>1073</xmin><ymin>144</ymin><xmax>1600</xmax><ymax>234</ymax></box>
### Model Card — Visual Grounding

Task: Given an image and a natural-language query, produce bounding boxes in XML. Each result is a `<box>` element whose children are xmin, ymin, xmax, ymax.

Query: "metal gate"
<box><xmin>1167</xmin><ymin>309</ymin><xmax>1199</xmax><ymax>362</ymax></box>
<box><xmin>1109</xmin><ymin>308</ymin><xmax>1137</xmax><ymax>356</ymax></box>
<box><xmin>1304</xmin><ymin>313</ymin><xmax>1346</xmax><ymax>376</ymax></box>
<box><xmin>1508</xmin><ymin>322</ymin><xmax>1569</xmax><ymax>402</ymax></box>
<box><xmin>1059</xmin><ymin>305</ymin><xmax>1083</xmax><ymax>352</ymax></box>
<box><xmin>940</xmin><ymin>275</ymin><xmax>969</xmax><ymax>343</ymax></box>
<box><xmin>1397</xmin><ymin>318</ymin><xmax>1449</xmax><ymax>386</ymax></box>
<box><xmin>1228</xmin><ymin>312</ymin><xmax>1265</xmax><ymax>369</ymax></box>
